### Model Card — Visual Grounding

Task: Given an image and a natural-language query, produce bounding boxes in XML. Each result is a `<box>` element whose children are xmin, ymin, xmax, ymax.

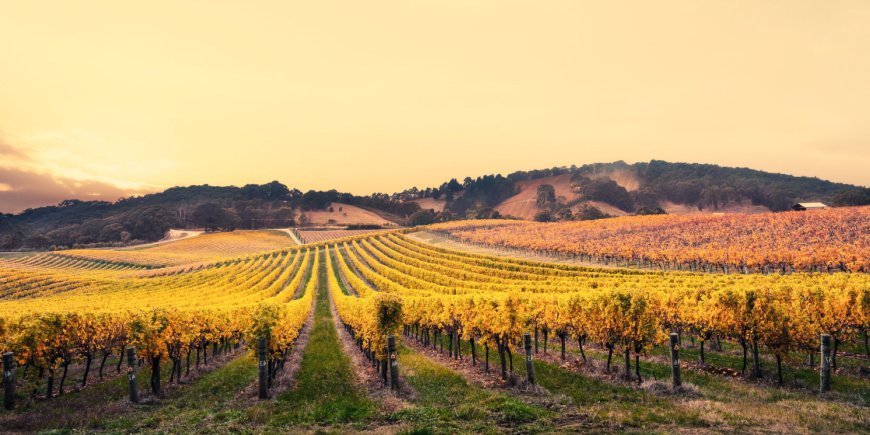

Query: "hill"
<box><xmin>1</xmin><ymin>160</ymin><xmax>868</xmax><ymax>250</ymax></box>
<box><xmin>300</xmin><ymin>202</ymin><xmax>395</xmax><ymax>227</ymax></box>
<box><xmin>402</xmin><ymin>160</ymin><xmax>869</xmax><ymax>221</ymax></box>
<box><xmin>0</xmin><ymin>182</ymin><xmax>403</xmax><ymax>251</ymax></box>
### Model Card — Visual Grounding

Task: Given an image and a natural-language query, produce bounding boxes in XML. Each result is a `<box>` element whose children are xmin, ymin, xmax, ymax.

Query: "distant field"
<box><xmin>301</xmin><ymin>202</ymin><xmax>395</xmax><ymax>226</ymax></box>
<box><xmin>0</xmin><ymin>252</ymin><xmax>32</xmax><ymax>259</ymax></box>
<box><xmin>297</xmin><ymin>229</ymin><xmax>389</xmax><ymax>244</ymax></box>
<box><xmin>430</xmin><ymin>206</ymin><xmax>870</xmax><ymax>272</ymax></box>
<box><xmin>59</xmin><ymin>229</ymin><xmax>296</xmax><ymax>267</ymax></box>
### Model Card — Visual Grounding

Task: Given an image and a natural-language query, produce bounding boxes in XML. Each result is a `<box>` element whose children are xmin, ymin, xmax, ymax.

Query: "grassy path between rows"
<box><xmin>436</xmin><ymin>334</ymin><xmax>868</xmax><ymax>433</ymax></box>
<box><xmin>0</xmin><ymin>349</ymin><xmax>246</xmax><ymax>432</ymax></box>
<box><xmin>261</xmin><ymin>258</ymin><xmax>377</xmax><ymax>429</ymax></box>
<box><xmin>391</xmin><ymin>343</ymin><xmax>556</xmax><ymax>434</ymax></box>
<box><xmin>329</xmin><ymin>247</ymin><xmax>558</xmax><ymax>433</ymax></box>
<box><xmin>99</xmin><ymin>355</ymin><xmax>258</xmax><ymax>432</ymax></box>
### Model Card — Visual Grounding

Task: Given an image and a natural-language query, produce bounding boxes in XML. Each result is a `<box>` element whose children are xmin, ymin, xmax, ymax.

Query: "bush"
<box><xmin>407</xmin><ymin>210</ymin><xmax>436</xmax><ymax>226</ymax></box>
<box><xmin>534</xmin><ymin>211</ymin><xmax>555</xmax><ymax>222</ymax></box>
<box><xmin>576</xmin><ymin>205</ymin><xmax>609</xmax><ymax>221</ymax></box>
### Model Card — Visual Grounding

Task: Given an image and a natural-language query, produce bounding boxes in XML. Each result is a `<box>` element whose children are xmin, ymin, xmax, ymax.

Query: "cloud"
<box><xmin>0</xmin><ymin>165</ymin><xmax>155</xmax><ymax>214</ymax></box>
<box><xmin>0</xmin><ymin>134</ymin><xmax>158</xmax><ymax>213</ymax></box>
<box><xmin>0</xmin><ymin>137</ymin><xmax>31</xmax><ymax>161</ymax></box>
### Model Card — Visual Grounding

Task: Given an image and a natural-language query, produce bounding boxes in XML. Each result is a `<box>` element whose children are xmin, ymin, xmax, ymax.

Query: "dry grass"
<box><xmin>409</xmin><ymin>197</ymin><xmax>446</xmax><ymax>212</ymax></box>
<box><xmin>301</xmin><ymin>203</ymin><xmax>395</xmax><ymax>226</ymax></box>
<box><xmin>64</xmin><ymin>230</ymin><xmax>295</xmax><ymax>266</ymax></box>
<box><xmin>495</xmin><ymin>174</ymin><xmax>577</xmax><ymax>219</ymax></box>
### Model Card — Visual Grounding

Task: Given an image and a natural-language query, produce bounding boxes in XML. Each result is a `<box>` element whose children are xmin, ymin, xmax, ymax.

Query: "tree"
<box><xmin>573</xmin><ymin>176</ymin><xmax>635</xmax><ymax>212</ymax></box>
<box><xmin>191</xmin><ymin>203</ymin><xmax>238</xmax><ymax>232</ymax></box>
<box><xmin>468</xmin><ymin>207</ymin><xmax>501</xmax><ymax>219</ymax></box>
<box><xmin>271</xmin><ymin>207</ymin><xmax>295</xmax><ymax>227</ymax></box>
<box><xmin>300</xmin><ymin>190</ymin><xmax>339</xmax><ymax>210</ymax></box>
<box><xmin>24</xmin><ymin>234</ymin><xmax>52</xmax><ymax>249</ymax></box>
<box><xmin>635</xmin><ymin>207</ymin><xmax>666</xmax><ymax>216</ymax></box>
<box><xmin>832</xmin><ymin>187</ymin><xmax>870</xmax><ymax>207</ymax></box>
<box><xmin>557</xmin><ymin>208</ymin><xmax>574</xmax><ymax>221</ymax></box>
<box><xmin>536</xmin><ymin>184</ymin><xmax>557</xmax><ymax>209</ymax></box>
<box><xmin>241</xmin><ymin>181</ymin><xmax>291</xmax><ymax>201</ymax></box>
<box><xmin>125</xmin><ymin>207</ymin><xmax>179</xmax><ymax>241</ymax></box>
<box><xmin>576</xmin><ymin>205</ymin><xmax>609</xmax><ymax>221</ymax></box>
<box><xmin>534</xmin><ymin>211</ymin><xmax>555</xmax><ymax>222</ymax></box>
<box><xmin>407</xmin><ymin>210</ymin><xmax>436</xmax><ymax>226</ymax></box>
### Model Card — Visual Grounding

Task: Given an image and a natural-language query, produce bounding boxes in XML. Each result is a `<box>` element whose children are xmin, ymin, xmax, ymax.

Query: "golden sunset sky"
<box><xmin>1</xmin><ymin>1</ymin><xmax>869</xmax><ymax>213</ymax></box>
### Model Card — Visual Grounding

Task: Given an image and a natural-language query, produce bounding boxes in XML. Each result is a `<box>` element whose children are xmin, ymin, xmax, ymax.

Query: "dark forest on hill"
<box><xmin>1</xmin><ymin>161</ymin><xmax>867</xmax><ymax>250</ymax></box>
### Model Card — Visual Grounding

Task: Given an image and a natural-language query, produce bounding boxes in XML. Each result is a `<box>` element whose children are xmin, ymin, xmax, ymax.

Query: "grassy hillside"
<box><xmin>403</xmin><ymin>160</ymin><xmax>868</xmax><ymax>221</ymax></box>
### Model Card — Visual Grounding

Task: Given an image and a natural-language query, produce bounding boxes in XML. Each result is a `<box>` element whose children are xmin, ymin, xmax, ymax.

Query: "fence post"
<box><xmin>258</xmin><ymin>338</ymin><xmax>268</xmax><ymax>399</ymax></box>
<box><xmin>126</xmin><ymin>347</ymin><xmax>139</xmax><ymax>404</ymax></box>
<box><xmin>524</xmin><ymin>333</ymin><xmax>535</xmax><ymax>385</ymax></box>
<box><xmin>388</xmin><ymin>335</ymin><xmax>399</xmax><ymax>392</ymax></box>
<box><xmin>3</xmin><ymin>352</ymin><xmax>14</xmax><ymax>410</ymax></box>
<box><xmin>820</xmin><ymin>334</ymin><xmax>831</xmax><ymax>394</ymax></box>
<box><xmin>670</xmin><ymin>333</ymin><xmax>681</xmax><ymax>389</ymax></box>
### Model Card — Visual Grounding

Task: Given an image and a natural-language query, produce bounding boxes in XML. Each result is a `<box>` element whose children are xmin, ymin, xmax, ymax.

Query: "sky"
<box><xmin>1</xmin><ymin>0</ymin><xmax>869</xmax><ymax>213</ymax></box>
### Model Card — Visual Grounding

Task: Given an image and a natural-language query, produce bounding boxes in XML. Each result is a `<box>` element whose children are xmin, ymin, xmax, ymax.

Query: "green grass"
<box><xmin>425</xmin><ymin>335</ymin><xmax>707</xmax><ymax>432</ymax></box>
<box><xmin>390</xmin><ymin>343</ymin><xmax>553</xmax><ymax>434</ymax></box>
<box><xmin>262</xmin><ymin>255</ymin><xmax>377</xmax><ymax>428</ymax></box>
<box><xmin>443</xmin><ymin>333</ymin><xmax>869</xmax><ymax>433</ymax></box>
<box><xmin>98</xmin><ymin>354</ymin><xmax>258</xmax><ymax>432</ymax></box>
<box><xmin>0</xmin><ymin>346</ymin><xmax>247</xmax><ymax>432</ymax></box>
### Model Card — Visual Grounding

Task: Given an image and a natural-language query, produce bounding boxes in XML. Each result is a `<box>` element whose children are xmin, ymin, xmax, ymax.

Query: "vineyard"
<box><xmin>0</xmin><ymin>229</ymin><xmax>867</xmax><ymax>432</ymax></box>
<box><xmin>57</xmin><ymin>229</ymin><xmax>297</xmax><ymax>267</ymax></box>
<box><xmin>429</xmin><ymin>206</ymin><xmax>870</xmax><ymax>273</ymax></box>
<box><xmin>297</xmin><ymin>229</ymin><xmax>388</xmax><ymax>244</ymax></box>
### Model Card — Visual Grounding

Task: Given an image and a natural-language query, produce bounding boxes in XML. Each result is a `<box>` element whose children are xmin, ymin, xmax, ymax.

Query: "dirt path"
<box><xmin>327</xmin><ymin>276</ymin><xmax>414</xmax><ymax>412</ymax></box>
<box><xmin>117</xmin><ymin>229</ymin><xmax>204</xmax><ymax>250</ymax></box>
<box><xmin>239</xmin><ymin>284</ymin><xmax>317</xmax><ymax>401</ymax></box>
<box><xmin>276</xmin><ymin>228</ymin><xmax>303</xmax><ymax>245</ymax></box>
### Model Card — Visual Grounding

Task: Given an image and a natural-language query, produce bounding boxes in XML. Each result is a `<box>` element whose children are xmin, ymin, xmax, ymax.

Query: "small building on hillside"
<box><xmin>792</xmin><ymin>202</ymin><xmax>828</xmax><ymax>211</ymax></box>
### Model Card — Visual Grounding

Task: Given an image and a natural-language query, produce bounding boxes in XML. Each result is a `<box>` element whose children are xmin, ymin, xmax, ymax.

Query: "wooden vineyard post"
<box><xmin>820</xmin><ymin>334</ymin><xmax>831</xmax><ymax>394</ymax></box>
<box><xmin>524</xmin><ymin>333</ymin><xmax>535</xmax><ymax>385</ymax></box>
<box><xmin>126</xmin><ymin>347</ymin><xmax>139</xmax><ymax>404</ymax></box>
<box><xmin>258</xmin><ymin>338</ymin><xmax>268</xmax><ymax>399</ymax></box>
<box><xmin>670</xmin><ymin>333</ymin><xmax>681</xmax><ymax>389</ymax></box>
<box><xmin>3</xmin><ymin>352</ymin><xmax>14</xmax><ymax>410</ymax></box>
<box><xmin>388</xmin><ymin>335</ymin><xmax>399</xmax><ymax>392</ymax></box>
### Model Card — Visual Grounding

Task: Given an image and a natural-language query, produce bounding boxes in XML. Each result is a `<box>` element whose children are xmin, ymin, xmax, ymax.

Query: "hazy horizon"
<box><xmin>2</xmin><ymin>1</ymin><xmax>869</xmax><ymax>213</ymax></box>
